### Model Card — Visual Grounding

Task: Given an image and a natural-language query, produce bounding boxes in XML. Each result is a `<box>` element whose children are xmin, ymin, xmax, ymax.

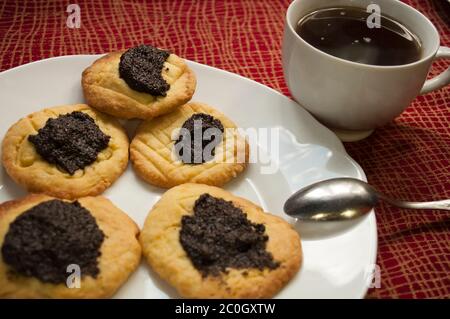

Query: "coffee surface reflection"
<box><xmin>296</xmin><ymin>7</ymin><xmax>422</xmax><ymax>66</ymax></box>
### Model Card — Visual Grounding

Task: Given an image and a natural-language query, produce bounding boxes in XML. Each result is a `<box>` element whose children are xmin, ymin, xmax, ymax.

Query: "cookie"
<box><xmin>2</xmin><ymin>104</ymin><xmax>129</xmax><ymax>199</ymax></box>
<box><xmin>130</xmin><ymin>102</ymin><xmax>249</xmax><ymax>188</ymax></box>
<box><xmin>140</xmin><ymin>183</ymin><xmax>302</xmax><ymax>298</ymax></box>
<box><xmin>82</xmin><ymin>45</ymin><xmax>196</xmax><ymax>119</ymax></box>
<box><xmin>0</xmin><ymin>194</ymin><xmax>141</xmax><ymax>298</ymax></box>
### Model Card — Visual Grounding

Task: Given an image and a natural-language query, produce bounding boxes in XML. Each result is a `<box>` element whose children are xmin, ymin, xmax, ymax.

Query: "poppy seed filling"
<box><xmin>1</xmin><ymin>199</ymin><xmax>105</xmax><ymax>284</ymax></box>
<box><xmin>119</xmin><ymin>44</ymin><xmax>171</xmax><ymax>96</ymax></box>
<box><xmin>179</xmin><ymin>194</ymin><xmax>279</xmax><ymax>277</ymax></box>
<box><xmin>28</xmin><ymin>111</ymin><xmax>110</xmax><ymax>175</ymax></box>
<box><xmin>174</xmin><ymin>113</ymin><xmax>224</xmax><ymax>164</ymax></box>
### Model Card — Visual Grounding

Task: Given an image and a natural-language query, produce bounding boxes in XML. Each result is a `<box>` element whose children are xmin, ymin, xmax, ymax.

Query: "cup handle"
<box><xmin>420</xmin><ymin>46</ymin><xmax>450</xmax><ymax>95</ymax></box>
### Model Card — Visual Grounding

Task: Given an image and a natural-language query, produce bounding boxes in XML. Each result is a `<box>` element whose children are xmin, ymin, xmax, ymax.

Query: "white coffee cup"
<box><xmin>282</xmin><ymin>0</ymin><xmax>450</xmax><ymax>141</ymax></box>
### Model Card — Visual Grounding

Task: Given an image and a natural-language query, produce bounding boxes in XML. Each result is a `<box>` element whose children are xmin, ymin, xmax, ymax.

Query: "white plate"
<box><xmin>0</xmin><ymin>55</ymin><xmax>377</xmax><ymax>299</ymax></box>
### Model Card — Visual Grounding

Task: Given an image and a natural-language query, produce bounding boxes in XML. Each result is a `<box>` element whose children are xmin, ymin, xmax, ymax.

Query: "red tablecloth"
<box><xmin>0</xmin><ymin>0</ymin><xmax>449</xmax><ymax>298</ymax></box>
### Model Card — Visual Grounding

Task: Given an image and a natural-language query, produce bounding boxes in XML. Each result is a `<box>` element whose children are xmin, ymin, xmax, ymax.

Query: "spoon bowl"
<box><xmin>284</xmin><ymin>178</ymin><xmax>378</xmax><ymax>221</ymax></box>
<box><xmin>284</xmin><ymin>178</ymin><xmax>450</xmax><ymax>221</ymax></box>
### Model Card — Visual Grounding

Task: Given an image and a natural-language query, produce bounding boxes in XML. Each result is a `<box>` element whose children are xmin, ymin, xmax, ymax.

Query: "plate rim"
<box><xmin>0</xmin><ymin>55</ymin><xmax>378</xmax><ymax>299</ymax></box>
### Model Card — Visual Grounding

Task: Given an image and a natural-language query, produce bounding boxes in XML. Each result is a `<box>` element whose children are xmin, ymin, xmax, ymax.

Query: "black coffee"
<box><xmin>296</xmin><ymin>7</ymin><xmax>421</xmax><ymax>66</ymax></box>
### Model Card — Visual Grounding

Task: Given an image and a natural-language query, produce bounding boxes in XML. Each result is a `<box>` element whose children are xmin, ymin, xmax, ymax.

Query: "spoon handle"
<box><xmin>381</xmin><ymin>196</ymin><xmax>450</xmax><ymax>211</ymax></box>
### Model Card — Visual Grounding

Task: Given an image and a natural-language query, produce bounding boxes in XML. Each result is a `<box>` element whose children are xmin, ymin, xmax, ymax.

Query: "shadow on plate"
<box><xmin>121</xmin><ymin>118</ymin><xmax>142</xmax><ymax>141</ymax></box>
<box><xmin>145</xmin><ymin>263</ymin><xmax>180</xmax><ymax>299</ymax></box>
<box><xmin>294</xmin><ymin>215</ymin><xmax>368</xmax><ymax>240</ymax></box>
<box><xmin>0</xmin><ymin>167</ymin><xmax>27</xmax><ymax>200</ymax></box>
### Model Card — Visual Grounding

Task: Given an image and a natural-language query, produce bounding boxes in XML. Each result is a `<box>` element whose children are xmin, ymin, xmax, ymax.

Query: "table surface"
<box><xmin>0</xmin><ymin>0</ymin><xmax>449</xmax><ymax>298</ymax></box>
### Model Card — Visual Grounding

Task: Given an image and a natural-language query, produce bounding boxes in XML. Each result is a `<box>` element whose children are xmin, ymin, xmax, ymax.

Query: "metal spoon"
<box><xmin>284</xmin><ymin>178</ymin><xmax>450</xmax><ymax>221</ymax></box>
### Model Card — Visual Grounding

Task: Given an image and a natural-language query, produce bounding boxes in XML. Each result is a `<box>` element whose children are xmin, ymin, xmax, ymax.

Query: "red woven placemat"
<box><xmin>0</xmin><ymin>0</ymin><xmax>449</xmax><ymax>298</ymax></box>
